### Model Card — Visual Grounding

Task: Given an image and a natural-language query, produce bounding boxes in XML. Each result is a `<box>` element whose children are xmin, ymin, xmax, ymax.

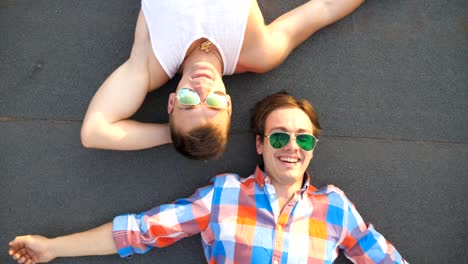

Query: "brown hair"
<box><xmin>169</xmin><ymin>117</ymin><xmax>230</xmax><ymax>160</ymax></box>
<box><xmin>251</xmin><ymin>91</ymin><xmax>321</xmax><ymax>142</ymax></box>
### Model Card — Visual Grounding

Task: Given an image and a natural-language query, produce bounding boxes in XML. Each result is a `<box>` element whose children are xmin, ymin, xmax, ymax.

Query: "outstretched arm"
<box><xmin>240</xmin><ymin>0</ymin><xmax>365</xmax><ymax>73</ymax></box>
<box><xmin>9</xmin><ymin>223</ymin><xmax>115</xmax><ymax>264</ymax></box>
<box><xmin>271</xmin><ymin>0</ymin><xmax>365</xmax><ymax>45</ymax></box>
<box><xmin>341</xmin><ymin>199</ymin><xmax>408</xmax><ymax>263</ymax></box>
<box><xmin>81</xmin><ymin>10</ymin><xmax>171</xmax><ymax>150</ymax></box>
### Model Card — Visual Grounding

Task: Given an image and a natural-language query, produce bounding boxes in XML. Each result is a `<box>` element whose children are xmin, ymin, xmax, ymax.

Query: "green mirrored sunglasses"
<box><xmin>176</xmin><ymin>88</ymin><xmax>228</xmax><ymax>109</ymax></box>
<box><xmin>265</xmin><ymin>131</ymin><xmax>317</xmax><ymax>151</ymax></box>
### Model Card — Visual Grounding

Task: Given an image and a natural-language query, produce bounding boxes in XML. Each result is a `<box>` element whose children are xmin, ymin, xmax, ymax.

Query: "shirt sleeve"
<box><xmin>340</xmin><ymin>198</ymin><xmax>409</xmax><ymax>263</ymax></box>
<box><xmin>112</xmin><ymin>183</ymin><xmax>214</xmax><ymax>258</ymax></box>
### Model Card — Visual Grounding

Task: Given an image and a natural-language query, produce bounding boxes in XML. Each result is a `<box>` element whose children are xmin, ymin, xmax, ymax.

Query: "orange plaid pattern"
<box><xmin>113</xmin><ymin>166</ymin><xmax>408</xmax><ymax>263</ymax></box>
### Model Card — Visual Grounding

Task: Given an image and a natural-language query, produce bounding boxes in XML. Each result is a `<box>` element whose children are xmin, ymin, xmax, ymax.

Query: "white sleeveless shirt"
<box><xmin>141</xmin><ymin>0</ymin><xmax>252</xmax><ymax>78</ymax></box>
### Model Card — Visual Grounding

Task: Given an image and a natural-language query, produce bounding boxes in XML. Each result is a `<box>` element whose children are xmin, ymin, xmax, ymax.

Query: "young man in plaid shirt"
<box><xmin>9</xmin><ymin>92</ymin><xmax>408</xmax><ymax>263</ymax></box>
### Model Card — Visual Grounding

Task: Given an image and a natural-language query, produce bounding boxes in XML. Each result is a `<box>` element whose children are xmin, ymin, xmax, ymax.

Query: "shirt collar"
<box><xmin>253</xmin><ymin>165</ymin><xmax>318</xmax><ymax>193</ymax></box>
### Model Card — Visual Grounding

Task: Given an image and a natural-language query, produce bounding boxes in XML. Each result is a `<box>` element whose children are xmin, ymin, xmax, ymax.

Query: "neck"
<box><xmin>181</xmin><ymin>39</ymin><xmax>224</xmax><ymax>75</ymax></box>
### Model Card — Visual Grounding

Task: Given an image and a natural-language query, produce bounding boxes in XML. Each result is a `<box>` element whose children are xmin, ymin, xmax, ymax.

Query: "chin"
<box><xmin>279</xmin><ymin>171</ymin><xmax>302</xmax><ymax>181</ymax></box>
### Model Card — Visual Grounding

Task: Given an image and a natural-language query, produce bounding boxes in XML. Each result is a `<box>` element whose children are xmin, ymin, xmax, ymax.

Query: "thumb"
<box><xmin>9</xmin><ymin>235</ymin><xmax>29</xmax><ymax>247</ymax></box>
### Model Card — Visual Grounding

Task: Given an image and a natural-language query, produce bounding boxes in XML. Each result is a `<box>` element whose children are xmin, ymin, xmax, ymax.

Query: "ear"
<box><xmin>226</xmin><ymin>95</ymin><xmax>233</xmax><ymax>116</ymax></box>
<box><xmin>168</xmin><ymin>93</ymin><xmax>176</xmax><ymax>114</ymax></box>
<box><xmin>256</xmin><ymin>135</ymin><xmax>263</xmax><ymax>155</ymax></box>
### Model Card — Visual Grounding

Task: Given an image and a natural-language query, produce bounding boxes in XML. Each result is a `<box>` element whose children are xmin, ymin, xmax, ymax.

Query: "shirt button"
<box><xmin>277</xmin><ymin>225</ymin><xmax>282</xmax><ymax>231</ymax></box>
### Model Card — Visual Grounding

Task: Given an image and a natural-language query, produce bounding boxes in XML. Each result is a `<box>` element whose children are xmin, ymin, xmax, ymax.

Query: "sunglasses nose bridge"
<box><xmin>284</xmin><ymin>133</ymin><xmax>301</xmax><ymax>150</ymax></box>
<box><xmin>194</xmin><ymin>84</ymin><xmax>212</xmax><ymax>102</ymax></box>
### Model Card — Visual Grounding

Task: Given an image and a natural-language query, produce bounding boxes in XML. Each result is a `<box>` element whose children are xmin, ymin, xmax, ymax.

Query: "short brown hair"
<box><xmin>169</xmin><ymin>117</ymin><xmax>230</xmax><ymax>160</ymax></box>
<box><xmin>251</xmin><ymin>91</ymin><xmax>321</xmax><ymax>142</ymax></box>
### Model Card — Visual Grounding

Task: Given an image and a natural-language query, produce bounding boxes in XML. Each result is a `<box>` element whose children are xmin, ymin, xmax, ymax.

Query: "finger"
<box><xmin>9</xmin><ymin>247</ymin><xmax>23</xmax><ymax>258</ymax></box>
<box><xmin>9</xmin><ymin>243</ymin><xmax>23</xmax><ymax>252</ymax></box>
<box><xmin>12</xmin><ymin>252</ymin><xmax>21</xmax><ymax>260</ymax></box>
<box><xmin>9</xmin><ymin>249</ymin><xmax>24</xmax><ymax>259</ymax></box>
<box><xmin>9</xmin><ymin>236</ymin><xmax>26</xmax><ymax>248</ymax></box>
<box><xmin>8</xmin><ymin>248</ymin><xmax>18</xmax><ymax>256</ymax></box>
<box><xmin>18</xmin><ymin>256</ymin><xmax>28</xmax><ymax>264</ymax></box>
<box><xmin>13</xmin><ymin>251</ymin><xmax>27</xmax><ymax>261</ymax></box>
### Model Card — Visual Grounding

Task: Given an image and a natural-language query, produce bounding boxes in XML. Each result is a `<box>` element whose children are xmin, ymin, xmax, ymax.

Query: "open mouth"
<box><xmin>278</xmin><ymin>156</ymin><xmax>300</xmax><ymax>164</ymax></box>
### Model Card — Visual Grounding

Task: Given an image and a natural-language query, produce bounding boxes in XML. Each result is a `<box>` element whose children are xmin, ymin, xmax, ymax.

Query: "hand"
<box><xmin>8</xmin><ymin>235</ymin><xmax>56</xmax><ymax>264</ymax></box>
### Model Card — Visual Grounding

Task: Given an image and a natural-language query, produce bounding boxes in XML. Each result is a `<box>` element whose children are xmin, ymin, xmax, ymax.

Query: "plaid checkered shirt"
<box><xmin>113</xmin><ymin>166</ymin><xmax>408</xmax><ymax>263</ymax></box>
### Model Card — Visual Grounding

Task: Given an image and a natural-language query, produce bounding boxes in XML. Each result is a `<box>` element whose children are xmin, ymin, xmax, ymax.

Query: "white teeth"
<box><xmin>279</xmin><ymin>157</ymin><xmax>299</xmax><ymax>163</ymax></box>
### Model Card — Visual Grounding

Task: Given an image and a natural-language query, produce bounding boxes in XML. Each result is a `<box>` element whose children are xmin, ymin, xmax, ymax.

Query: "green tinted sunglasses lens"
<box><xmin>178</xmin><ymin>88</ymin><xmax>200</xmax><ymax>105</ymax></box>
<box><xmin>205</xmin><ymin>93</ymin><xmax>227</xmax><ymax>108</ymax></box>
<box><xmin>269</xmin><ymin>132</ymin><xmax>290</xmax><ymax>149</ymax></box>
<box><xmin>296</xmin><ymin>134</ymin><xmax>316</xmax><ymax>151</ymax></box>
<box><xmin>269</xmin><ymin>132</ymin><xmax>316</xmax><ymax>151</ymax></box>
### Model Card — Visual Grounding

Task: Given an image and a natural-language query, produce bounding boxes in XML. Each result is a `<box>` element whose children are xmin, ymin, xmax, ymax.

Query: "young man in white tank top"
<box><xmin>80</xmin><ymin>0</ymin><xmax>365</xmax><ymax>159</ymax></box>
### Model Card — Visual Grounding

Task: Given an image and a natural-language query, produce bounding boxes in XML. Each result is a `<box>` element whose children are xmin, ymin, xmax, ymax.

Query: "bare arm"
<box><xmin>81</xmin><ymin>10</ymin><xmax>171</xmax><ymax>150</ymax></box>
<box><xmin>239</xmin><ymin>0</ymin><xmax>365</xmax><ymax>73</ymax></box>
<box><xmin>9</xmin><ymin>223</ymin><xmax>115</xmax><ymax>264</ymax></box>
<box><xmin>270</xmin><ymin>0</ymin><xmax>365</xmax><ymax>46</ymax></box>
<box><xmin>80</xmin><ymin>58</ymin><xmax>171</xmax><ymax>150</ymax></box>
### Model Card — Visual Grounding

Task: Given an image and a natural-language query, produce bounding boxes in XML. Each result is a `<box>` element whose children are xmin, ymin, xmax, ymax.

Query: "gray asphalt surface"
<box><xmin>1</xmin><ymin>0</ymin><xmax>467</xmax><ymax>263</ymax></box>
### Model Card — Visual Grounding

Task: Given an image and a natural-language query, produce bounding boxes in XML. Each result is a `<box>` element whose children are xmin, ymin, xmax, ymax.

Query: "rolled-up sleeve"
<box><xmin>341</xmin><ymin>199</ymin><xmax>409</xmax><ymax>263</ymax></box>
<box><xmin>112</xmin><ymin>184</ymin><xmax>214</xmax><ymax>258</ymax></box>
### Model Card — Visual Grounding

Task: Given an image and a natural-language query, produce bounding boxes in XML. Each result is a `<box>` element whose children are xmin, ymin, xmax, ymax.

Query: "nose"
<box><xmin>284</xmin><ymin>135</ymin><xmax>300</xmax><ymax>151</ymax></box>
<box><xmin>192</xmin><ymin>84</ymin><xmax>213</xmax><ymax>102</ymax></box>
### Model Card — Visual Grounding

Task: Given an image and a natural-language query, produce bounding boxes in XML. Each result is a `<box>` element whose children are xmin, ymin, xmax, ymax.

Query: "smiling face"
<box><xmin>256</xmin><ymin>107</ymin><xmax>315</xmax><ymax>187</ymax></box>
<box><xmin>167</xmin><ymin>62</ymin><xmax>232</xmax><ymax>159</ymax></box>
<box><xmin>168</xmin><ymin>62</ymin><xmax>231</xmax><ymax>134</ymax></box>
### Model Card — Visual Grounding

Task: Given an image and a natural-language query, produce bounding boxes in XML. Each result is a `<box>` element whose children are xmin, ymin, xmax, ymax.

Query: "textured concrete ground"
<box><xmin>1</xmin><ymin>0</ymin><xmax>467</xmax><ymax>263</ymax></box>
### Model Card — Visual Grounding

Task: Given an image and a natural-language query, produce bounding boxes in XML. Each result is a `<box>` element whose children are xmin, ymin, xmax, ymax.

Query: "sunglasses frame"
<box><xmin>264</xmin><ymin>131</ymin><xmax>318</xmax><ymax>151</ymax></box>
<box><xmin>176</xmin><ymin>87</ymin><xmax>228</xmax><ymax>109</ymax></box>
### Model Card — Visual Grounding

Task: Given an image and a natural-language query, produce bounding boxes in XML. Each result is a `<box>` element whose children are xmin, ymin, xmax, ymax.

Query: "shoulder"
<box><xmin>236</xmin><ymin>1</ymin><xmax>273</xmax><ymax>73</ymax></box>
<box><xmin>131</xmin><ymin>10</ymin><xmax>152</xmax><ymax>60</ymax></box>
<box><xmin>132</xmin><ymin>10</ymin><xmax>169</xmax><ymax>90</ymax></box>
<box><xmin>315</xmin><ymin>184</ymin><xmax>346</xmax><ymax>196</ymax></box>
<box><xmin>210</xmin><ymin>173</ymin><xmax>242</xmax><ymax>185</ymax></box>
<box><xmin>210</xmin><ymin>173</ymin><xmax>255</xmax><ymax>187</ymax></box>
<box><xmin>313</xmin><ymin>184</ymin><xmax>353</xmax><ymax>207</ymax></box>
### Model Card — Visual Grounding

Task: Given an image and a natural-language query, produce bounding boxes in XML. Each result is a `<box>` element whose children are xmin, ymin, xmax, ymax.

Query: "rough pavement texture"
<box><xmin>1</xmin><ymin>0</ymin><xmax>467</xmax><ymax>263</ymax></box>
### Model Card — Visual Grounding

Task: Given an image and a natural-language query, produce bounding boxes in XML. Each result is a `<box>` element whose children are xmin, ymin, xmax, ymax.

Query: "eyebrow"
<box><xmin>270</xmin><ymin>126</ymin><xmax>312</xmax><ymax>133</ymax></box>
